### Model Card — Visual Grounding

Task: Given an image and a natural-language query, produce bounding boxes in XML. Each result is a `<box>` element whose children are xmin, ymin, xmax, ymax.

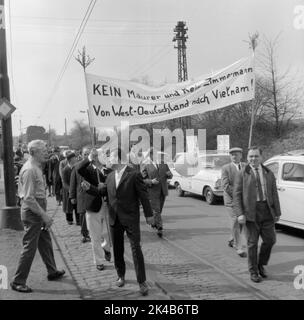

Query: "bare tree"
<box><xmin>69</xmin><ymin>119</ymin><xmax>91</xmax><ymax>150</ymax></box>
<box><xmin>256</xmin><ymin>34</ymin><xmax>302</xmax><ymax>137</ymax></box>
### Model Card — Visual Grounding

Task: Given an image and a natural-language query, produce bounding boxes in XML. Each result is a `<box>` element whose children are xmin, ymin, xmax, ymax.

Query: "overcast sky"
<box><xmin>5</xmin><ymin>0</ymin><xmax>304</xmax><ymax>136</ymax></box>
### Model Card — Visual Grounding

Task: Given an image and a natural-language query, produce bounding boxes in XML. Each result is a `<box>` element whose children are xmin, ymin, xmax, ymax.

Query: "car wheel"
<box><xmin>204</xmin><ymin>186</ymin><xmax>216</xmax><ymax>205</ymax></box>
<box><xmin>176</xmin><ymin>183</ymin><xmax>184</xmax><ymax>197</ymax></box>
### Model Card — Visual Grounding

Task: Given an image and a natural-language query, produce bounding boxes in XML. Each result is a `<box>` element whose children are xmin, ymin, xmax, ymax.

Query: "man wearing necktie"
<box><xmin>141</xmin><ymin>149</ymin><xmax>173</xmax><ymax>237</ymax></box>
<box><xmin>221</xmin><ymin>147</ymin><xmax>247</xmax><ymax>257</ymax></box>
<box><xmin>99</xmin><ymin>148</ymin><xmax>154</xmax><ymax>296</ymax></box>
<box><xmin>234</xmin><ymin>146</ymin><xmax>281</xmax><ymax>283</ymax></box>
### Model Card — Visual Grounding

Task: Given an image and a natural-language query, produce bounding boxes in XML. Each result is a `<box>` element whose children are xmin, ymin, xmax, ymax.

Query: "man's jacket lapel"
<box><xmin>117</xmin><ymin>167</ymin><xmax>131</xmax><ymax>191</ymax></box>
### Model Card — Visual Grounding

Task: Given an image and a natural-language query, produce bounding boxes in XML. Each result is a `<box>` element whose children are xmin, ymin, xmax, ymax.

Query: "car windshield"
<box><xmin>200</xmin><ymin>155</ymin><xmax>231</xmax><ymax>169</ymax></box>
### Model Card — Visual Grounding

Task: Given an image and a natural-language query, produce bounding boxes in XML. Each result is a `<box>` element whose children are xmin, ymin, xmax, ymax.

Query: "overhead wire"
<box><xmin>130</xmin><ymin>46</ymin><xmax>173</xmax><ymax>79</ymax></box>
<box><xmin>34</xmin><ymin>0</ymin><xmax>97</xmax><ymax>124</ymax></box>
<box><xmin>127</xmin><ymin>45</ymin><xmax>169</xmax><ymax>78</ymax></box>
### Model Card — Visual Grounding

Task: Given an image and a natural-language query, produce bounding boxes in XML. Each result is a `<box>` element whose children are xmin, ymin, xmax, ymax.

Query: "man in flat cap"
<box><xmin>221</xmin><ymin>147</ymin><xmax>247</xmax><ymax>257</ymax></box>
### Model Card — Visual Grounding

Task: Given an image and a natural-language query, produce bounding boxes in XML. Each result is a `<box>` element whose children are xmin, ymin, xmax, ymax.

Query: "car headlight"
<box><xmin>215</xmin><ymin>179</ymin><xmax>222</xmax><ymax>190</ymax></box>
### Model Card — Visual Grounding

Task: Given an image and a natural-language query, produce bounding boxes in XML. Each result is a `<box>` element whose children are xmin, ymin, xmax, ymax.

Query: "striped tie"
<box><xmin>255</xmin><ymin>168</ymin><xmax>264</xmax><ymax>201</ymax></box>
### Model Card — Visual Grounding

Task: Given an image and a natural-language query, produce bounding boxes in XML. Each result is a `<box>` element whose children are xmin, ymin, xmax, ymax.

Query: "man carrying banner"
<box><xmin>77</xmin><ymin>148</ymin><xmax>112</xmax><ymax>271</ymax></box>
<box><xmin>234</xmin><ymin>146</ymin><xmax>281</xmax><ymax>283</ymax></box>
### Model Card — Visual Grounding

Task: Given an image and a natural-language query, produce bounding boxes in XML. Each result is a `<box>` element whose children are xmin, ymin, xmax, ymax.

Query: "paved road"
<box><xmin>146</xmin><ymin>189</ymin><xmax>304</xmax><ymax>299</ymax></box>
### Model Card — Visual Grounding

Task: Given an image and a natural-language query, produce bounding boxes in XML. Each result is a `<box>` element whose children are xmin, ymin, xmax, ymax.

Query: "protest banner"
<box><xmin>85</xmin><ymin>55</ymin><xmax>254</xmax><ymax>127</ymax></box>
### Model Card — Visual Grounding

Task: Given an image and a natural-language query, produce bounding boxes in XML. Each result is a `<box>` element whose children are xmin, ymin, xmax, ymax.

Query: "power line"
<box><xmin>15</xmin><ymin>42</ymin><xmax>172</xmax><ymax>48</ymax></box>
<box><xmin>133</xmin><ymin>47</ymin><xmax>173</xmax><ymax>79</ymax></box>
<box><xmin>128</xmin><ymin>45</ymin><xmax>169</xmax><ymax>78</ymax></box>
<box><xmin>34</xmin><ymin>0</ymin><xmax>97</xmax><ymax>124</ymax></box>
<box><xmin>130</xmin><ymin>45</ymin><xmax>173</xmax><ymax>80</ymax></box>
<box><xmin>12</xmin><ymin>16</ymin><xmax>176</xmax><ymax>24</ymax></box>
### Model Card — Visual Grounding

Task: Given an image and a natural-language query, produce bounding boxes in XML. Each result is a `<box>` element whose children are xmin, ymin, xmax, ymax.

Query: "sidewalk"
<box><xmin>0</xmin><ymin>184</ymin><xmax>80</xmax><ymax>300</ymax></box>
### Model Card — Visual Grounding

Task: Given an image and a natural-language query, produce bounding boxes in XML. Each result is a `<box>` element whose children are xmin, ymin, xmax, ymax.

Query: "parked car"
<box><xmin>173</xmin><ymin>152</ymin><xmax>231</xmax><ymax>204</ymax></box>
<box><xmin>264</xmin><ymin>151</ymin><xmax>304</xmax><ymax>230</ymax></box>
<box><xmin>168</xmin><ymin>152</ymin><xmax>184</xmax><ymax>188</ymax></box>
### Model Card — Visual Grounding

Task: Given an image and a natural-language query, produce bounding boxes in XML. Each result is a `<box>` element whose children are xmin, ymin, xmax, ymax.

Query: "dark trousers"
<box><xmin>79</xmin><ymin>212</ymin><xmax>89</xmax><ymax>237</ymax></box>
<box><xmin>245</xmin><ymin>201</ymin><xmax>276</xmax><ymax>275</ymax></box>
<box><xmin>151</xmin><ymin>193</ymin><xmax>166</xmax><ymax>230</ymax></box>
<box><xmin>66</xmin><ymin>206</ymin><xmax>80</xmax><ymax>224</ymax></box>
<box><xmin>13</xmin><ymin>199</ymin><xmax>57</xmax><ymax>285</ymax></box>
<box><xmin>110</xmin><ymin>217</ymin><xmax>146</xmax><ymax>284</ymax></box>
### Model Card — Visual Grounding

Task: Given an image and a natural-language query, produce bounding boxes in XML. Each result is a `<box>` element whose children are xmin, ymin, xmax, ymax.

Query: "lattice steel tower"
<box><xmin>173</xmin><ymin>21</ymin><xmax>188</xmax><ymax>82</ymax></box>
<box><xmin>173</xmin><ymin>21</ymin><xmax>190</xmax><ymax>129</ymax></box>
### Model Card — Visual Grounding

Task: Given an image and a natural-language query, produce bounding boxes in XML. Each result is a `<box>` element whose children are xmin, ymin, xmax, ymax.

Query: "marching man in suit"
<box><xmin>221</xmin><ymin>147</ymin><xmax>247</xmax><ymax>257</ymax></box>
<box><xmin>141</xmin><ymin>149</ymin><xmax>172</xmax><ymax>237</ymax></box>
<box><xmin>100</xmin><ymin>147</ymin><xmax>154</xmax><ymax>296</ymax></box>
<box><xmin>62</xmin><ymin>152</ymin><xmax>79</xmax><ymax>225</ymax></box>
<box><xmin>234</xmin><ymin>146</ymin><xmax>281</xmax><ymax>283</ymax></box>
<box><xmin>69</xmin><ymin>147</ymin><xmax>91</xmax><ymax>243</ymax></box>
<box><xmin>77</xmin><ymin>149</ymin><xmax>112</xmax><ymax>271</ymax></box>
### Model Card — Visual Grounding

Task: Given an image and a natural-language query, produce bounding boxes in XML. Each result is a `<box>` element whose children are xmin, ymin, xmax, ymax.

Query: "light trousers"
<box><xmin>86</xmin><ymin>202</ymin><xmax>111</xmax><ymax>265</ymax></box>
<box><xmin>226</xmin><ymin>206</ymin><xmax>246</xmax><ymax>252</ymax></box>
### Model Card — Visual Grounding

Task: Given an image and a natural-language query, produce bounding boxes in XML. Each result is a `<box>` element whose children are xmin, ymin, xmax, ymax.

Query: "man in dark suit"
<box><xmin>141</xmin><ymin>149</ymin><xmax>172</xmax><ymax>237</ymax></box>
<box><xmin>62</xmin><ymin>152</ymin><xmax>79</xmax><ymax>225</ymax></box>
<box><xmin>70</xmin><ymin>147</ymin><xmax>91</xmax><ymax>243</ymax></box>
<box><xmin>101</xmin><ymin>147</ymin><xmax>154</xmax><ymax>296</ymax></box>
<box><xmin>77</xmin><ymin>149</ymin><xmax>111</xmax><ymax>271</ymax></box>
<box><xmin>48</xmin><ymin>147</ymin><xmax>64</xmax><ymax>205</ymax></box>
<box><xmin>221</xmin><ymin>147</ymin><xmax>247</xmax><ymax>257</ymax></box>
<box><xmin>234</xmin><ymin>146</ymin><xmax>281</xmax><ymax>283</ymax></box>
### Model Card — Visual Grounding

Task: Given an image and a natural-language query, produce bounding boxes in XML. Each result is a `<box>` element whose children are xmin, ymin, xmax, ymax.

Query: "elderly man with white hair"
<box><xmin>10</xmin><ymin>140</ymin><xmax>65</xmax><ymax>293</ymax></box>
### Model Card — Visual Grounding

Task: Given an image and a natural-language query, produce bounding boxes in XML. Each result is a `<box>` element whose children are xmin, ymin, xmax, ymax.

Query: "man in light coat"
<box><xmin>221</xmin><ymin>147</ymin><xmax>247</xmax><ymax>257</ymax></box>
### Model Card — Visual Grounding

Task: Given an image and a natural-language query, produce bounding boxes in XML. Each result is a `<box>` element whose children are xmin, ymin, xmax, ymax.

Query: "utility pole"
<box><xmin>75</xmin><ymin>46</ymin><xmax>96</xmax><ymax>147</ymax></box>
<box><xmin>0</xmin><ymin>0</ymin><xmax>22</xmax><ymax>230</ymax></box>
<box><xmin>246</xmin><ymin>32</ymin><xmax>259</xmax><ymax>148</ymax></box>
<box><xmin>19</xmin><ymin>118</ymin><xmax>22</xmax><ymax>143</ymax></box>
<box><xmin>173</xmin><ymin>21</ymin><xmax>191</xmax><ymax>130</ymax></box>
<box><xmin>48</xmin><ymin>124</ymin><xmax>51</xmax><ymax>147</ymax></box>
<box><xmin>64</xmin><ymin>118</ymin><xmax>68</xmax><ymax>145</ymax></box>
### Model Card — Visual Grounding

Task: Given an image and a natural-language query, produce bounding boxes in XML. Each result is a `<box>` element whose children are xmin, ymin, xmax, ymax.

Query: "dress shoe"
<box><xmin>139</xmin><ymin>282</ymin><xmax>149</xmax><ymax>296</ymax></box>
<box><xmin>81</xmin><ymin>236</ymin><xmax>91</xmax><ymax>243</ymax></box>
<box><xmin>10</xmin><ymin>282</ymin><xmax>32</xmax><ymax>293</ymax></box>
<box><xmin>104</xmin><ymin>249</ymin><xmax>111</xmax><ymax>262</ymax></box>
<box><xmin>258</xmin><ymin>264</ymin><xmax>268</xmax><ymax>278</ymax></box>
<box><xmin>96</xmin><ymin>264</ymin><xmax>104</xmax><ymax>271</ymax></box>
<box><xmin>76</xmin><ymin>221</ymin><xmax>81</xmax><ymax>226</ymax></box>
<box><xmin>67</xmin><ymin>221</ymin><xmax>73</xmax><ymax>225</ymax></box>
<box><xmin>116</xmin><ymin>277</ymin><xmax>125</xmax><ymax>287</ymax></box>
<box><xmin>250</xmin><ymin>273</ymin><xmax>262</xmax><ymax>283</ymax></box>
<box><xmin>237</xmin><ymin>250</ymin><xmax>247</xmax><ymax>258</ymax></box>
<box><xmin>228</xmin><ymin>239</ymin><xmax>234</xmax><ymax>248</ymax></box>
<box><xmin>47</xmin><ymin>269</ymin><xmax>65</xmax><ymax>281</ymax></box>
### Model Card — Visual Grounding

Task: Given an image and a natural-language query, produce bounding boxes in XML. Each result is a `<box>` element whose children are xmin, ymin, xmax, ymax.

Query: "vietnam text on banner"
<box><xmin>85</xmin><ymin>56</ymin><xmax>255</xmax><ymax>127</ymax></box>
